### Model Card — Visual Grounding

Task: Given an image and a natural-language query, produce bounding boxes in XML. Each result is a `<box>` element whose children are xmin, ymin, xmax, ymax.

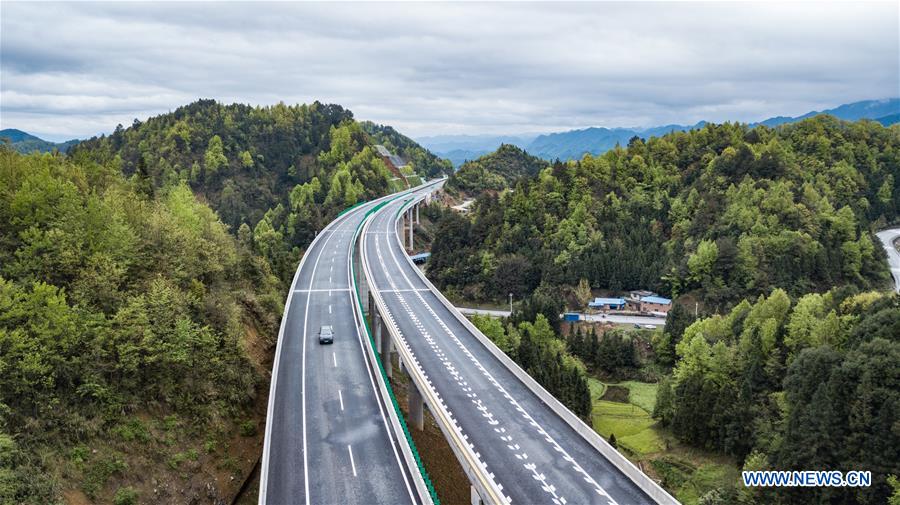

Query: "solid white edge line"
<box><xmin>259</xmin><ymin>207</ymin><xmax>357</xmax><ymax>505</ymax></box>
<box><xmin>262</xmin><ymin>180</ymin><xmax>441</xmax><ymax>505</ymax></box>
<box><xmin>299</xmin><ymin>215</ymin><xmax>348</xmax><ymax>505</ymax></box>
<box><xmin>350</xmin><ymin>195</ymin><xmax>431</xmax><ymax>504</ymax></box>
<box><xmin>362</xmin><ymin>190</ymin><xmax>507</xmax><ymax>505</ymax></box>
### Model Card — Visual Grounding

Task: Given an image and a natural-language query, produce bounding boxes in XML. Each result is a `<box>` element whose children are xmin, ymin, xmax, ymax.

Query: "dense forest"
<box><xmin>429</xmin><ymin>117</ymin><xmax>899</xmax><ymax>310</ymax></box>
<box><xmin>73</xmin><ymin>100</ymin><xmax>449</xmax><ymax>284</ymax></box>
<box><xmin>653</xmin><ymin>288</ymin><xmax>899</xmax><ymax>504</ymax></box>
<box><xmin>427</xmin><ymin>116</ymin><xmax>900</xmax><ymax>504</ymax></box>
<box><xmin>0</xmin><ymin>146</ymin><xmax>282</xmax><ymax>503</ymax></box>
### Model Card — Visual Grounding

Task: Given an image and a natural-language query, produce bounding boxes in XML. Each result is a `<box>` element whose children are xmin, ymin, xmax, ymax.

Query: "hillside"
<box><xmin>359</xmin><ymin>121</ymin><xmax>453</xmax><ymax>178</ymax></box>
<box><xmin>0</xmin><ymin>128</ymin><xmax>80</xmax><ymax>154</ymax></box>
<box><xmin>425</xmin><ymin>116</ymin><xmax>900</xmax><ymax>503</ymax></box>
<box><xmin>72</xmin><ymin>99</ymin><xmax>442</xmax><ymax>284</ymax></box>
<box><xmin>428</xmin><ymin>116</ymin><xmax>899</xmax><ymax>307</ymax></box>
<box><xmin>876</xmin><ymin>113</ymin><xmax>900</xmax><ymax>126</ymax></box>
<box><xmin>446</xmin><ymin>144</ymin><xmax>548</xmax><ymax>194</ymax></box>
<box><xmin>0</xmin><ymin>146</ymin><xmax>282</xmax><ymax>503</ymax></box>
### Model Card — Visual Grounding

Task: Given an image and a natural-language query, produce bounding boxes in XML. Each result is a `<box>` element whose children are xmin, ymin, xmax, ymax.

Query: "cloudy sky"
<box><xmin>1</xmin><ymin>1</ymin><xmax>898</xmax><ymax>141</ymax></box>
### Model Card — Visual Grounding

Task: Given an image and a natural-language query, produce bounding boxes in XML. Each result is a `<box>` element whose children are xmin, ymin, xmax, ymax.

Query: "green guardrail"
<box><xmin>337</xmin><ymin>199</ymin><xmax>370</xmax><ymax>218</ymax></box>
<box><xmin>350</xmin><ymin>194</ymin><xmax>441</xmax><ymax>505</ymax></box>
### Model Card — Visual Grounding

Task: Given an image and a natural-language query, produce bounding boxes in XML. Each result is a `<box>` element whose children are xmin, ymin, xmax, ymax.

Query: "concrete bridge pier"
<box><xmin>380</xmin><ymin>319</ymin><xmax>394</xmax><ymax>379</ymax></box>
<box><xmin>470</xmin><ymin>486</ymin><xmax>484</xmax><ymax>505</ymax></box>
<box><xmin>407</xmin><ymin>369</ymin><xmax>424</xmax><ymax>431</ymax></box>
<box><xmin>374</xmin><ymin>310</ymin><xmax>382</xmax><ymax>354</ymax></box>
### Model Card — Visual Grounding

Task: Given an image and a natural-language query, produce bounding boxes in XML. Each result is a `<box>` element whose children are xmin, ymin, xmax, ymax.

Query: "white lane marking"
<box><xmin>259</xmin><ymin>200</ymin><xmax>366</xmax><ymax>503</ymax></box>
<box><xmin>329</xmin><ymin>305</ymin><xmax>332</xmax><ymax>314</ymax></box>
<box><xmin>338</xmin><ymin>390</ymin><xmax>344</xmax><ymax>411</ymax></box>
<box><xmin>348</xmin><ymin>445</ymin><xmax>358</xmax><ymax>477</ymax></box>
<box><xmin>378</xmin><ymin>217</ymin><xmax>616</xmax><ymax>504</ymax></box>
<box><xmin>344</xmin><ymin>227</ymin><xmax>417</xmax><ymax>503</ymax></box>
<box><xmin>298</xmin><ymin>211</ymin><xmax>348</xmax><ymax>505</ymax></box>
<box><xmin>329</xmin><ymin>275</ymin><xmax>332</xmax><ymax>283</ymax></box>
<box><xmin>333</xmin><ymin>352</ymin><xmax>337</xmax><ymax>368</ymax></box>
<box><xmin>294</xmin><ymin>288</ymin><xmax>350</xmax><ymax>293</ymax></box>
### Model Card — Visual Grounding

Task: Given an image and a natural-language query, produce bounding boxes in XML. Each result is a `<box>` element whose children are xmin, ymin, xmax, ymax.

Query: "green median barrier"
<box><xmin>351</xmin><ymin>196</ymin><xmax>441</xmax><ymax>505</ymax></box>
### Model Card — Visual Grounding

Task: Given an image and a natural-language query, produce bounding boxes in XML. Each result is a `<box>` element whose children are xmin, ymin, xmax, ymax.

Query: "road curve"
<box><xmin>876</xmin><ymin>228</ymin><xmax>900</xmax><ymax>293</ymax></box>
<box><xmin>364</xmin><ymin>196</ymin><xmax>671</xmax><ymax>505</ymax></box>
<box><xmin>260</xmin><ymin>190</ymin><xmax>429</xmax><ymax>505</ymax></box>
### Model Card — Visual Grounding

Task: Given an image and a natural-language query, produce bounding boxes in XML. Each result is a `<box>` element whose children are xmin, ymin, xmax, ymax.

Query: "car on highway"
<box><xmin>318</xmin><ymin>325</ymin><xmax>334</xmax><ymax>344</ymax></box>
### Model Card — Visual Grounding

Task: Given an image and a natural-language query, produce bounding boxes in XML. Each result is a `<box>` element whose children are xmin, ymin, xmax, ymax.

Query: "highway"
<box><xmin>876</xmin><ymin>228</ymin><xmax>900</xmax><ymax>293</ymax></box>
<box><xmin>363</xmin><ymin>196</ymin><xmax>664</xmax><ymax>505</ymax></box>
<box><xmin>260</xmin><ymin>190</ymin><xmax>430</xmax><ymax>505</ymax></box>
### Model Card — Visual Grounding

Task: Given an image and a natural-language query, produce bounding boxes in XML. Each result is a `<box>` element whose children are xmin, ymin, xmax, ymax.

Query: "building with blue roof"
<box><xmin>640</xmin><ymin>295</ymin><xmax>671</xmax><ymax>315</ymax></box>
<box><xmin>409</xmin><ymin>252</ymin><xmax>431</xmax><ymax>264</ymax></box>
<box><xmin>589</xmin><ymin>297</ymin><xmax>626</xmax><ymax>310</ymax></box>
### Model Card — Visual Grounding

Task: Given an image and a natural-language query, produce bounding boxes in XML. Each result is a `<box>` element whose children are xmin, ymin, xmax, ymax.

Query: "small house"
<box><xmin>639</xmin><ymin>295</ymin><xmax>671</xmax><ymax>315</ymax></box>
<box><xmin>589</xmin><ymin>297</ymin><xmax>627</xmax><ymax>310</ymax></box>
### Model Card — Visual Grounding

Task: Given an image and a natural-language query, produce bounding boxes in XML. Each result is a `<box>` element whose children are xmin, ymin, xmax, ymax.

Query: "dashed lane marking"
<box><xmin>348</xmin><ymin>445</ymin><xmax>357</xmax><ymax>477</ymax></box>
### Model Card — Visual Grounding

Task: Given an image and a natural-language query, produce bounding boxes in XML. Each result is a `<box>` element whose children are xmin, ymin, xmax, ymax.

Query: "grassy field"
<box><xmin>614</xmin><ymin>380</ymin><xmax>658</xmax><ymax>413</ymax></box>
<box><xmin>589</xmin><ymin>378</ymin><xmax>740</xmax><ymax>504</ymax></box>
<box><xmin>591</xmin><ymin>400</ymin><xmax>664</xmax><ymax>455</ymax></box>
<box><xmin>587</xmin><ymin>377</ymin><xmax>607</xmax><ymax>400</ymax></box>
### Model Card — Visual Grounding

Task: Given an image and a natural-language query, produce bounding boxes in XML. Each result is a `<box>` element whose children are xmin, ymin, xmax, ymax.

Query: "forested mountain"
<box><xmin>429</xmin><ymin>116</ymin><xmax>899</xmax><ymax>309</ymax></box>
<box><xmin>0</xmin><ymin>146</ymin><xmax>282</xmax><ymax>503</ymax></box>
<box><xmin>654</xmin><ymin>288</ymin><xmax>899</xmax><ymax>504</ymax></box>
<box><xmin>0</xmin><ymin>128</ymin><xmax>80</xmax><ymax>154</ymax></box>
<box><xmin>360</xmin><ymin>121</ymin><xmax>453</xmax><ymax>178</ymax></box>
<box><xmin>429</xmin><ymin>115</ymin><xmax>900</xmax><ymax>505</ymax></box>
<box><xmin>72</xmin><ymin>99</ymin><xmax>444</xmax><ymax>284</ymax></box>
<box><xmin>446</xmin><ymin>144</ymin><xmax>548</xmax><ymax>194</ymax></box>
<box><xmin>0</xmin><ymin>100</ymin><xmax>448</xmax><ymax>503</ymax></box>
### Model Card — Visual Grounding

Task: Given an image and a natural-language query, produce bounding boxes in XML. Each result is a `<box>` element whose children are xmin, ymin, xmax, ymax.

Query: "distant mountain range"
<box><xmin>0</xmin><ymin>129</ymin><xmax>80</xmax><ymax>154</ymax></box>
<box><xmin>413</xmin><ymin>133</ymin><xmax>538</xmax><ymax>167</ymax></box>
<box><xmin>419</xmin><ymin>98</ymin><xmax>899</xmax><ymax>165</ymax></box>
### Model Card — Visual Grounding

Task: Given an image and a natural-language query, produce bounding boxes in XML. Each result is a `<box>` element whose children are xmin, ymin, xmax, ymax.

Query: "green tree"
<box><xmin>204</xmin><ymin>134</ymin><xmax>228</xmax><ymax>174</ymax></box>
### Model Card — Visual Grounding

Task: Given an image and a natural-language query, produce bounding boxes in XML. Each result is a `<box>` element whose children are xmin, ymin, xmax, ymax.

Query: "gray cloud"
<box><xmin>1</xmin><ymin>1</ymin><xmax>897</xmax><ymax>141</ymax></box>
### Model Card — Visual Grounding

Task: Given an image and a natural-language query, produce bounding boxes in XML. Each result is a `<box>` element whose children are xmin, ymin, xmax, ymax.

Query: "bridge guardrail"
<box><xmin>388</xmin><ymin>194</ymin><xmax>680</xmax><ymax>505</ymax></box>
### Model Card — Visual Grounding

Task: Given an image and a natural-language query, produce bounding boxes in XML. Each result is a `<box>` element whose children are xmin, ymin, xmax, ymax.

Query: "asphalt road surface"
<box><xmin>364</xmin><ymin>196</ymin><xmax>655</xmax><ymax>505</ymax></box>
<box><xmin>260</xmin><ymin>197</ymin><xmax>423</xmax><ymax>505</ymax></box>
